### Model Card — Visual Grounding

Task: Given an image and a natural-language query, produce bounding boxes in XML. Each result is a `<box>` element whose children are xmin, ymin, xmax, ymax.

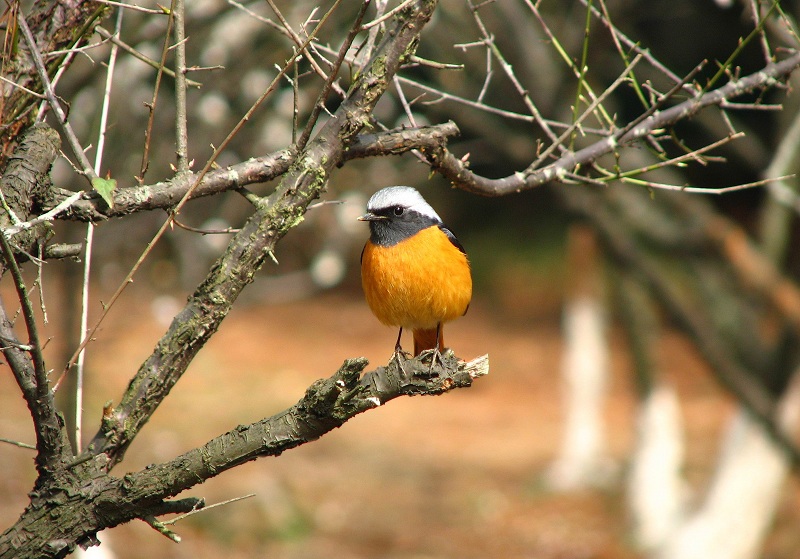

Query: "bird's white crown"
<box><xmin>366</xmin><ymin>186</ymin><xmax>442</xmax><ymax>222</ymax></box>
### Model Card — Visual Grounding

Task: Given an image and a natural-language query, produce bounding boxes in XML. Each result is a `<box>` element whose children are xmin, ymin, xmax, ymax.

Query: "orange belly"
<box><xmin>361</xmin><ymin>226</ymin><xmax>472</xmax><ymax>330</ymax></box>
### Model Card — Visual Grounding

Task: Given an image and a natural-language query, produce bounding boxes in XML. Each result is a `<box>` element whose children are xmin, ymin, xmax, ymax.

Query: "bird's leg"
<box><xmin>427</xmin><ymin>323</ymin><xmax>444</xmax><ymax>375</ymax></box>
<box><xmin>391</xmin><ymin>327</ymin><xmax>409</xmax><ymax>373</ymax></box>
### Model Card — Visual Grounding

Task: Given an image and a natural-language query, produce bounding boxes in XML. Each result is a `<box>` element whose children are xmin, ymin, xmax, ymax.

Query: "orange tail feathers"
<box><xmin>412</xmin><ymin>327</ymin><xmax>443</xmax><ymax>356</ymax></box>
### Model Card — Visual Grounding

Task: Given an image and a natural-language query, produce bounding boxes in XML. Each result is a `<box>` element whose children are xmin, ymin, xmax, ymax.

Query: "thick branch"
<box><xmin>0</xmin><ymin>124</ymin><xmax>61</xmax><ymax>269</ymax></box>
<box><xmin>429</xmin><ymin>51</ymin><xmax>800</xmax><ymax>196</ymax></box>
<box><xmin>0</xmin><ymin>352</ymin><xmax>488</xmax><ymax>559</ymax></box>
<box><xmin>121</xmin><ymin>353</ymin><xmax>488</xmax><ymax>504</ymax></box>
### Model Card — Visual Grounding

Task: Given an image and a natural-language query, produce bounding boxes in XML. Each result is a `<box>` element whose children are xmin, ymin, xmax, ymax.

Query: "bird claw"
<box><xmin>413</xmin><ymin>347</ymin><xmax>444</xmax><ymax>378</ymax></box>
<box><xmin>391</xmin><ymin>347</ymin><xmax>411</xmax><ymax>376</ymax></box>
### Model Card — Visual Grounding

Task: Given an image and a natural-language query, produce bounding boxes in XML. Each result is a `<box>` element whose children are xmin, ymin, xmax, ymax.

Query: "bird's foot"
<box><xmin>413</xmin><ymin>347</ymin><xmax>445</xmax><ymax>378</ymax></box>
<box><xmin>391</xmin><ymin>345</ymin><xmax>411</xmax><ymax>375</ymax></box>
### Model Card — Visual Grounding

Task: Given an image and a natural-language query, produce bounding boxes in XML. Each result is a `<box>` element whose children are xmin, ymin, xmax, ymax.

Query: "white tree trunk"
<box><xmin>657</xmin><ymin>372</ymin><xmax>800</xmax><ymax>559</ymax></box>
<box><xmin>628</xmin><ymin>383</ymin><xmax>687</xmax><ymax>550</ymax></box>
<box><xmin>546</xmin><ymin>296</ymin><xmax>614</xmax><ymax>490</ymax></box>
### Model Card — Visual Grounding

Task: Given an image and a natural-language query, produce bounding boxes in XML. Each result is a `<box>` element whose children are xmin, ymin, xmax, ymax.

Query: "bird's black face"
<box><xmin>360</xmin><ymin>205</ymin><xmax>440</xmax><ymax>247</ymax></box>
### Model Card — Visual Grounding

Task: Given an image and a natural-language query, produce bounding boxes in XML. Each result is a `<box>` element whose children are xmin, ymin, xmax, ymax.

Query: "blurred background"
<box><xmin>3</xmin><ymin>0</ymin><xmax>800</xmax><ymax>557</ymax></box>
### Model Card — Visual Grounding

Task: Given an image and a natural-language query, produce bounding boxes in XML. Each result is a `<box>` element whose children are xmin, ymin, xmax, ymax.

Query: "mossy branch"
<box><xmin>39</xmin><ymin>122</ymin><xmax>459</xmax><ymax>222</ymax></box>
<box><xmin>0</xmin><ymin>352</ymin><xmax>488</xmax><ymax>559</ymax></box>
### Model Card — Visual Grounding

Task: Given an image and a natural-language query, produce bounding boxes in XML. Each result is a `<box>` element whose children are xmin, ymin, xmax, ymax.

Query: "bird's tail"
<box><xmin>413</xmin><ymin>327</ymin><xmax>443</xmax><ymax>356</ymax></box>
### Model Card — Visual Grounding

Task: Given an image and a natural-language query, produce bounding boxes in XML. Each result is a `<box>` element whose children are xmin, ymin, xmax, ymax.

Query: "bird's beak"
<box><xmin>358</xmin><ymin>212</ymin><xmax>386</xmax><ymax>222</ymax></box>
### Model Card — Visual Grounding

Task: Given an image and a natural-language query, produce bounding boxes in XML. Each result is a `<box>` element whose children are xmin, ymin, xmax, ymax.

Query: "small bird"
<box><xmin>359</xmin><ymin>186</ymin><xmax>472</xmax><ymax>357</ymax></box>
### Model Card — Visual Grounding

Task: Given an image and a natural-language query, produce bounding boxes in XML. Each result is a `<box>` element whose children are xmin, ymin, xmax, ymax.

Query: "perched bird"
<box><xmin>359</xmin><ymin>186</ymin><xmax>472</xmax><ymax>356</ymax></box>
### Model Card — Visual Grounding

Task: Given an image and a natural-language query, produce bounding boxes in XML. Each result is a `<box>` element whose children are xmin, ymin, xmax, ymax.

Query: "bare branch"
<box><xmin>43</xmin><ymin>123</ymin><xmax>459</xmax><ymax>222</ymax></box>
<box><xmin>295</xmin><ymin>0</ymin><xmax>367</xmax><ymax>149</ymax></box>
<box><xmin>0</xmin><ymin>292</ymin><xmax>69</xmax><ymax>482</ymax></box>
<box><xmin>93</xmin><ymin>0</ymin><xmax>169</xmax><ymax>15</ymax></box>
<box><xmin>93</xmin><ymin>27</ymin><xmax>202</xmax><ymax>87</ymax></box>
<box><xmin>361</xmin><ymin>0</ymin><xmax>412</xmax><ymax>30</ymax></box>
<box><xmin>429</xmin><ymin>52</ymin><xmax>800</xmax><ymax>196</ymax></box>
<box><xmin>172</xmin><ymin>0</ymin><xmax>190</xmax><ymax>174</ymax></box>
<box><xmin>3</xmin><ymin>350</ymin><xmax>486</xmax><ymax>557</ymax></box>
<box><xmin>16</xmin><ymin>12</ymin><xmax>97</xmax><ymax>182</ymax></box>
<box><xmin>0</xmin><ymin>437</ymin><xmax>36</xmax><ymax>450</ymax></box>
<box><xmin>136</xmin><ymin>1</ymin><xmax>176</xmax><ymax>183</ymax></box>
<box><xmin>2</xmin><ymin>191</ymin><xmax>83</xmax><ymax>236</ymax></box>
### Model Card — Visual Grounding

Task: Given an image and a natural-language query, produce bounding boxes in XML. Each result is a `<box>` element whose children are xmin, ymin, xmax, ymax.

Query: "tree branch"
<box><xmin>0</xmin><ymin>124</ymin><xmax>61</xmax><ymax>268</ymax></box>
<box><xmin>1</xmin><ymin>1</ymin><xmax>105</xmax><ymax>166</ymax></box>
<box><xmin>428</xmin><ymin>51</ymin><xmax>800</xmax><ymax>196</ymax></box>
<box><xmin>118</xmin><ymin>353</ymin><xmax>488</xmax><ymax>500</ymax></box>
<box><xmin>0</xmin><ymin>351</ymin><xmax>487</xmax><ymax>559</ymax></box>
<box><xmin>0</xmin><ymin>296</ymin><xmax>70</xmax><ymax>485</ymax></box>
<box><xmin>15</xmin><ymin>10</ymin><xmax>98</xmax><ymax>182</ymax></box>
<box><xmin>39</xmin><ymin>123</ymin><xmax>458</xmax><ymax>223</ymax></box>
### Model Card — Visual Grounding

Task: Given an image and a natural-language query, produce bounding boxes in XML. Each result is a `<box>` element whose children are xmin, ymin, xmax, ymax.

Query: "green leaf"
<box><xmin>92</xmin><ymin>177</ymin><xmax>117</xmax><ymax>208</ymax></box>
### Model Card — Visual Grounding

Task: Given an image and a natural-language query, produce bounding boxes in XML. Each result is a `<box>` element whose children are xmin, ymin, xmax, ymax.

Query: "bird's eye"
<box><xmin>393</xmin><ymin>206</ymin><xmax>404</xmax><ymax>216</ymax></box>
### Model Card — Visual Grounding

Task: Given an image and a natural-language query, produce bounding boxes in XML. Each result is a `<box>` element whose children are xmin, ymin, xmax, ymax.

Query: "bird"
<box><xmin>359</xmin><ymin>186</ymin><xmax>472</xmax><ymax>357</ymax></box>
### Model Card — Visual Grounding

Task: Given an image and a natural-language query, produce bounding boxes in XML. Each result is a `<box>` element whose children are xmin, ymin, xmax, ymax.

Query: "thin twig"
<box><xmin>264</xmin><ymin>0</ymin><xmax>354</xmax><ymax>151</ymax></box>
<box><xmin>225</xmin><ymin>0</ymin><xmax>283</xmax><ymax>30</ymax></box>
<box><xmin>596</xmin><ymin>0</ymin><xmax>649</xmax><ymax>109</ymax></box>
<box><xmin>524</xmin><ymin>0</ymin><xmax>614</xmax><ymax>133</ymax></box>
<box><xmin>0</xmin><ymin>75</ymin><xmax>46</xmax><ymax>98</ymax></box>
<box><xmin>570</xmin><ymin>0</ymin><xmax>595</xmax><ymax>148</ymax></box>
<box><xmin>74</xmin><ymin>5</ymin><xmax>124</xmax><ymax>453</ymax></box>
<box><xmin>0</xmin><ymin>231</ymin><xmax>48</xmax><ymax>394</ymax></box>
<box><xmin>263</xmin><ymin>0</ymin><xmax>347</xmax><ymax>100</ymax></box>
<box><xmin>619</xmin><ymin>174</ymin><xmax>794</xmax><ymax>194</ymax></box>
<box><xmin>0</xmin><ymin>437</ymin><xmax>36</xmax><ymax>450</ymax></box>
<box><xmin>293</xmin><ymin>0</ymin><xmax>366</xmax><ymax>150</ymax></box>
<box><xmin>397</xmin><ymin>75</ymin><xmax>536</xmax><ymax>122</ymax></box>
<box><xmin>33</xmin><ymin>241</ymin><xmax>47</xmax><ymax>324</ymax></box>
<box><xmin>577</xmin><ymin>0</ymin><xmax>696</xmax><ymax>95</ymax></box>
<box><xmin>747</xmin><ymin>0</ymin><xmax>774</xmax><ymax>65</ymax></box>
<box><xmin>16</xmin><ymin>12</ymin><xmax>98</xmax><ymax>181</ymax></box>
<box><xmin>137</xmin><ymin>1</ymin><xmax>176</xmax><ymax>183</ymax></box>
<box><xmin>704</xmin><ymin>1</ymin><xmax>779</xmax><ymax>91</ymax></box>
<box><xmin>142</xmin><ymin>515</ymin><xmax>181</xmax><ymax>543</ymax></box>
<box><xmin>361</xmin><ymin>0</ymin><xmax>415</xmax><ymax>30</ymax></box>
<box><xmin>2</xmin><ymin>191</ymin><xmax>84</xmax><ymax>235</ymax></box>
<box><xmin>594</xmin><ymin>132</ymin><xmax>744</xmax><ymax>181</ymax></box>
<box><xmin>358</xmin><ymin>0</ymin><xmax>387</xmax><ymax>65</ymax></box>
<box><xmin>172</xmin><ymin>218</ymin><xmax>240</xmax><ymax>235</ymax></box>
<box><xmin>467</xmin><ymin>0</ymin><xmax>559</xmax><ymax>145</ymax></box>
<box><xmin>45</xmin><ymin>35</ymin><xmax>113</xmax><ymax>59</ymax></box>
<box><xmin>173</xmin><ymin>0</ymin><xmax>190</xmax><ymax>174</ymax></box>
<box><xmin>162</xmin><ymin>494</ymin><xmax>255</xmax><ymax>526</ymax></box>
<box><xmin>94</xmin><ymin>27</ymin><xmax>202</xmax><ymax>87</ymax></box>
<box><xmin>94</xmin><ymin>0</ymin><xmax>169</xmax><ymax>15</ymax></box>
<box><xmin>531</xmin><ymin>53</ymin><xmax>644</xmax><ymax>171</ymax></box>
<box><xmin>393</xmin><ymin>75</ymin><xmax>418</xmax><ymax>126</ymax></box>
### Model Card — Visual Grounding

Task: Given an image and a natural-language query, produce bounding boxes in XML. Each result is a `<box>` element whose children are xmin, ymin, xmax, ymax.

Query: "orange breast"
<box><xmin>361</xmin><ymin>226</ymin><xmax>472</xmax><ymax>330</ymax></box>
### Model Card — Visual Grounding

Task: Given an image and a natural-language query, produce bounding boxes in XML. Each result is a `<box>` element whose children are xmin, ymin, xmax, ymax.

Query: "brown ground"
<box><xmin>2</xmin><ymin>284</ymin><xmax>800</xmax><ymax>559</ymax></box>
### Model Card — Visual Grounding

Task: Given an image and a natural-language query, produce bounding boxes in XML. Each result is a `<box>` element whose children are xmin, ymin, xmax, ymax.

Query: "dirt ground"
<box><xmin>2</xmin><ymin>282</ymin><xmax>800</xmax><ymax>559</ymax></box>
